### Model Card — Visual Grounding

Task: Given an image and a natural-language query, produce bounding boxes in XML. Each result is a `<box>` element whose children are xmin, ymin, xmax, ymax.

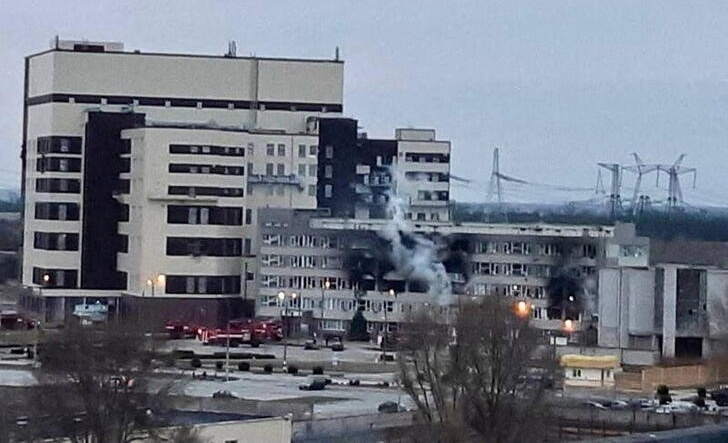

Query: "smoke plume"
<box><xmin>379</xmin><ymin>166</ymin><xmax>454</xmax><ymax>305</ymax></box>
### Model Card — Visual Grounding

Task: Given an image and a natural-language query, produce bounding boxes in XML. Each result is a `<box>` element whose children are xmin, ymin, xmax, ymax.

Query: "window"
<box><xmin>324</xmin><ymin>184</ymin><xmax>332</xmax><ymax>198</ymax></box>
<box><xmin>247</xmin><ymin>143</ymin><xmax>254</xmax><ymax>156</ymax></box>
<box><xmin>298</xmin><ymin>164</ymin><xmax>306</xmax><ymax>176</ymax></box>
<box><xmin>276</xmin><ymin>164</ymin><xmax>285</xmax><ymax>176</ymax></box>
<box><xmin>277</xmin><ymin>144</ymin><xmax>286</xmax><ymax>156</ymax></box>
<box><xmin>245</xmin><ymin>209</ymin><xmax>252</xmax><ymax>224</ymax></box>
<box><xmin>309</xmin><ymin>165</ymin><xmax>317</xmax><ymax>177</ymax></box>
<box><xmin>324</xmin><ymin>165</ymin><xmax>333</xmax><ymax>178</ymax></box>
<box><xmin>310</xmin><ymin>145</ymin><xmax>318</xmax><ymax>156</ymax></box>
<box><xmin>199</xmin><ymin>208</ymin><xmax>209</xmax><ymax>224</ymax></box>
<box><xmin>266</xmin><ymin>143</ymin><xmax>275</xmax><ymax>156</ymax></box>
<box><xmin>244</xmin><ymin>238</ymin><xmax>251</xmax><ymax>255</ymax></box>
<box><xmin>572</xmin><ymin>369</ymin><xmax>582</xmax><ymax>377</ymax></box>
<box><xmin>325</xmin><ymin>145</ymin><xmax>333</xmax><ymax>159</ymax></box>
<box><xmin>298</xmin><ymin>144</ymin><xmax>306</xmax><ymax>157</ymax></box>
<box><xmin>308</xmin><ymin>185</ymin><xmax>316</xmax><ymax>196</ymax></box>
<box><xmin>266</xmin><ymin>163</ymin><xmax>274</xmax><ymax>175</ymax></box>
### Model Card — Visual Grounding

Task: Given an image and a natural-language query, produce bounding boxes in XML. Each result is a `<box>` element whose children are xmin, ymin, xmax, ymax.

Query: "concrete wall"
<box><xmin>626</xmin><ymin>269</ymin><xmax>656</xmax><ymax>335</ymax></box>
<box><xmin>194</xmin><ymin>416</ymin><xmax>292</xmax><ymax>443</ymax></box>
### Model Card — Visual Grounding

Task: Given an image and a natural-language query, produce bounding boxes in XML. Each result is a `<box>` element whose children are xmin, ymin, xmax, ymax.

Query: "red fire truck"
<box><xmin>165</xmin><ymin>317</ymin><xmax>283</xmax><ymax>346</ymax></box>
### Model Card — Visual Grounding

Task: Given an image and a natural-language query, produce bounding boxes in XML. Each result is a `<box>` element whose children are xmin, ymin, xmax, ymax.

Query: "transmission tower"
<box><xmin>487</xmin><ymin>148</ymin><xmax>503</xmax><ymax>204</ymax></box>
<box><xmin>597</xmin><ymin>162</ymin><xmax>622</xmax><ymax>218</ymax></box>
<box><xmin>656</xmin><ymin>154</ymin><xmax>697</xmax><ymax>211</ymax></box>
<box><xmin>622</xmin><ymin>153</ymin><xmax>658</xmax><ymax>216</ymax></box>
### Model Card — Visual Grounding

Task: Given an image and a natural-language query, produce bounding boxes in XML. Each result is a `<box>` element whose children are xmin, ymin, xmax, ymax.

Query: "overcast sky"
<box><xmin>2</xmin><ymin>0</ymin><xmax>728</xmax><ymax>206</ymax></box>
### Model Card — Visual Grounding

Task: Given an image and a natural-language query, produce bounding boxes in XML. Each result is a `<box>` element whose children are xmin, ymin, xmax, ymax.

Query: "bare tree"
<box><xmin>16</xmin><ymin>322</ymin><xmax>203</xmax><ymax>443</ymax></box>
<box><xmin>398</xmin><ymin>296</ymin><xmax>552</xmax><ymax>443</ymax></box>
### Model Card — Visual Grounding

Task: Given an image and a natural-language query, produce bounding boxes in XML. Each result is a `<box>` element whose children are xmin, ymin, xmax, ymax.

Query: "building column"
<box><xmin>662</xmin><ymin>266</ymin><xmax>677</xmax><ymax>359</ymax></box>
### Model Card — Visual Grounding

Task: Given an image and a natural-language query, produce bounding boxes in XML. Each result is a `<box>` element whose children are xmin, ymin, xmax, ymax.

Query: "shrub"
<box><xmin>237</xmin><ymin>361</ymin><xmax>250</xmax><ymax>371</ymax></box>
<box><xmin>263</xmin><ymin>364</ymin><xmax>273</xmax><ymax>373</ymax></box>
<box><xmin>287</xmin><ymin>365</ymin><xmax>299</xmax><ymax>375</ymax></box>
<box><xmin>190</xmin><ymin>357</ymin><xmax>202</xmax><ymax>369</ymax></box>
<box><xmin>312</xmin><ymin>366</ymin><xmax>324</xmax><ymax>375</ymax></box>
<box><xmin>656</xmin><ymin>385</ymin><xmax>671</xmax><ymax>405</ymax></box>
<box><xmin>215</xmin><ymin>361</ymin><xmax>224</xmax><ymax>371</ymax></box>
<box><xmin>348</xmin><ymin>311</ymin><xmax>370</xmax><ymax>341</ymax></box>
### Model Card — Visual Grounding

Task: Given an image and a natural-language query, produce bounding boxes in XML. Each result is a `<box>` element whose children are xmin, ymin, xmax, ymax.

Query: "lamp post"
<box><xmin>382</xmin><ymin>289</ymin><xmax>396</xmax><ymax>363</ymax></box>
<box><xmin>278</xmin><ymin>291</ymin><xmax>298</xmax><ymax>368</ymax></box>
<box><xmin>320</xmin><ymin>279</ymin><xmax>330</xmax><ymax>335</ymax></box>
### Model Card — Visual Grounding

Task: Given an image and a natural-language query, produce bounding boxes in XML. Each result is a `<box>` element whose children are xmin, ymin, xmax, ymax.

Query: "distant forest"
<box><xmin>452</xmin><ymin>203</ymin><xmax>728</xmax><ymax>242</ymax></box>
<box><xmin>0</xmin><ymin>199</ymin><xmax>21</xmax><ymax>213</ymax></box>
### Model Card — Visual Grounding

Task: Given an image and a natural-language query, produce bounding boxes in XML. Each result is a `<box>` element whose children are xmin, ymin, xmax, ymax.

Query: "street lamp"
<box><xmin>515</xmin><ymin>300</ymin><xmax>532</xmax><ymax>318</ymax></box>
<box><xmin>382</xmin><ymin>289</ymin><xmax>396</xmax><ymax>363</ymax></box>
<box><xmin>278</xmin><ymin>291</ymin><xmax>298</xmax><ymax>368</ymax></box>
<box><xmin>320</xmin><ymin>279</ymin><xmax>330</xmax><ymax>335</ymax></box>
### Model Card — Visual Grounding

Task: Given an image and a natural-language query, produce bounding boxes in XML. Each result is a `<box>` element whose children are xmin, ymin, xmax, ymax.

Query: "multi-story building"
<box><xmin>256</xmin><ymin>207</ymin><xmax>627</xmax><ymax>337</ymax></box>
<box><xmin>20</xmin><ymin>39</ymin><xmax>343</xmax><ymax>323</ymax></box>
<box><xmin>316</xmin><ymin>118</ymin><xmax>451</xmax><ymax>221</ymax></box>
<box><xmin>599</xmin><ymin>237</ymin><xmax>728</xmax><ymax>365</ymax></box>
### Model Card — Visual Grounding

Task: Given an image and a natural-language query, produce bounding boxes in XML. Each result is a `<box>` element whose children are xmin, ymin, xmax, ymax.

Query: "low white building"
<box><xmin>560</xmin><ymin>354</ymin><xmax>620</xmax><ymax>388</ymax></box>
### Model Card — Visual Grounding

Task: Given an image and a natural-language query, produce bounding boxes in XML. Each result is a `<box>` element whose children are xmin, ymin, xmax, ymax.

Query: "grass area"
<box><xmin>0</xmin><ymin>330</ymin><xmax>44</xmax><ymax>347</ymax></box>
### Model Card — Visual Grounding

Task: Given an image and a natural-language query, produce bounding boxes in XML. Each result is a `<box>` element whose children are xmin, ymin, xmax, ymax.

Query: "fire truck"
<box><xmin>195</xmin><ymin>319</ymin><xmax>283</xmax><ymax>347</ymax></box>
<box><xmin>0</xmin><ymin>310</ymin><xmax>37</xmax><ymax>330</ymax></box>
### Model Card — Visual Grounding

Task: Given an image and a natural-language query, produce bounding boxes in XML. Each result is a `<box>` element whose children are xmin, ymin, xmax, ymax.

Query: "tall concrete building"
<box><xmin>20</xmin><ymin>39</ymin><xmax>343</xmax><ymax>323</ymax></box>
<box><xmin>316</xmin><ymin>118</ymin><xmax>451</xmax><ymax>221</ymax></box>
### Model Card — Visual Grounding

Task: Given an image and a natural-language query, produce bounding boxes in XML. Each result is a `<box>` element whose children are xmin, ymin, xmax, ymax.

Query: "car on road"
<box><xmin>212</xmin><ymin>390</ymin><xmax>239</xmax><ymax>399</ymax></box>
<box><xmin>303</xmin><ymin>340</ymin><xmax>320</xmax><ymax>350</ymax></box>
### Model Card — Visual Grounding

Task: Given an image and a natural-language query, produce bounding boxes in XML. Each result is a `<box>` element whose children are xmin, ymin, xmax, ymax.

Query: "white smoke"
<box><xmin>378</xmin><ymin>166</ymin><xmax>454</xmax><ymax>306</ymax></box>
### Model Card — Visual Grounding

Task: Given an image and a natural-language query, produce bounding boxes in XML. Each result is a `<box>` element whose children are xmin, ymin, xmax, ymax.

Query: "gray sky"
<box><xmin>2</xmin><ymin>0</ymin><xmax>728</xmax><ymax>206</ymax></box>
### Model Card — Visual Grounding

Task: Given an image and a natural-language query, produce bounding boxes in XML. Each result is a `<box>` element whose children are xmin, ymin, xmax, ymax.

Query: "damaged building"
<box><xmin>255</xmin><ymin>206</ymin><xmax>626</xmax><ymax>337</ymax></box>
<box><xmin>599</xmin><ymin>235</ymin><xmax>728</xmax><ymax>365</ymax></box>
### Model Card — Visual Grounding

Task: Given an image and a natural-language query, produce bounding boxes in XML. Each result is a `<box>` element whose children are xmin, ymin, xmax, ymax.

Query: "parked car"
<box><xmin>212</xmin><ymin>390</ymin><xmax>239</xmax><ymax>399</ymax></box>
<box><xmin>299</xmin><ymin>377</ymin><xmax>327</xmax><ymax>391</ymax></box>
<box><xmin>304</xmin><ymin>340</ymin><xmax>320</xmax><ymax>350</ymax></box>
<box><xmin>378</xmin><ymin>401</ymin><xmax>405</xmax><ymax>413</ymax></box>
<box><xmin>583</xmin><ymin>400</ymin><xmax>607</xmax><ymax>410</ymax></box>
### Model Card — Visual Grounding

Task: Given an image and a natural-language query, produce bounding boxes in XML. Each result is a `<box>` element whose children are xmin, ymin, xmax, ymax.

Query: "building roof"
<box><xmin>163</xmin><ymin>410</ymin><xmax>271</xmax><ymax>426</ymax></box>
<box><xmin>560</xmin><ymin>354</ymin><xmax>620</xmax><ymax>369</ymax></box>
<box><xmin>310</xmin><ymin>218</ymin><xmax>617</xmax><ymax>238</ymax></box>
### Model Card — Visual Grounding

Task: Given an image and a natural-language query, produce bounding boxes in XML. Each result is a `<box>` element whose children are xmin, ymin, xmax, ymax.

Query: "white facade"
<box><xmin>395</xmin><ymin>128</ymin><xmax>451</xmax><ymax>222</ymax></box>
<box><xmin>21</xmin><ymin>40</ymin><xmax>343</xmax><ymax>322</ymax></box>
<box><xmin>117</xmin><ymin>126</ymin><xmax>321</xmax><ymax>299</ymax></box>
